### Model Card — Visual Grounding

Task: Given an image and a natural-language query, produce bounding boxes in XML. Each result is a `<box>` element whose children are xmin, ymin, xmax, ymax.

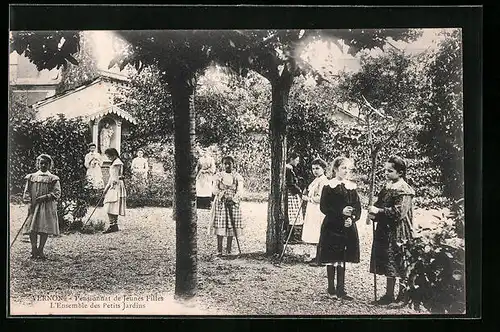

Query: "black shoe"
<box><xmin>103</xmin><ymin>224</ymin><xmax>119</xmax><ymax>234</ymax></box>
<box><xmin>308</xmin><ymin>259</ymin><xmax>319</xmax><ymax>266</ymax></box>
<box><xmin>395</xmin><ymin>291</ymin><xmax>407</xmax><ymax>303</ymax></box>
<box><xmin>372</xmin><ymin>294</ymin><xmax>395</xmax><ymax>305</ymax></box>
<box><xmin>336</xmin><ymin>291</ymin><xmax>353</xmax><ymax>300</ymax></box>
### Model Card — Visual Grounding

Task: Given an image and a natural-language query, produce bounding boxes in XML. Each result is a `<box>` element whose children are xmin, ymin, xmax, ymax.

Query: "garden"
<box><xmin>9</xmin><ymin>28</ymin><xmax>465</xmax><ymax>315</ymax></box>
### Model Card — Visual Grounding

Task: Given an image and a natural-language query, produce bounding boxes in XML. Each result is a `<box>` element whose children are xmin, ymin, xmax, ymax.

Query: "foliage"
<box><xmin>81</xmin><ymin>219</ymin><xmax>106</xmax><ymax>234</ymax></box>
<box><xmin>402</xmin><ymin>198</ymin><xmax>465</xmax><ymax>313</ymax></box>
<box><xmin>416</xmin><ymin>29</ymin><xmax>463</xmax><ymax>200</ymax></box>
<box><xmin>8</xmin><ymin>86</ymin><xmax>37</xmax><ymax>122</ymax></box>
<box><xmin>119</xmin><ymin>64</ymin><xmax>174</xmax><ymax>150</ymax></box>
<box><xmin>125</xmin><ymin>172</ymin><xmax>174</xmax><ymax>208</ymax></box>
<box><xmin>9</xmin><ymin>114</ymin><xmax>92</xmax><ymax>230</ymax></box>
<box><xmin>56</xmin><ymin>31</ymin><xmax>100</xmax><ymax>93</ymax></box>
<box><xmin>10</xmin><ymin>31</ymin><xmax>81</xmax><ymax>71</ymax></box>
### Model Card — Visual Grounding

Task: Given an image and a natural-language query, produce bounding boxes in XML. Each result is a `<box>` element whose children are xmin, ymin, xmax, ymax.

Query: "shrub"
<box><xmin>125</xmin><ymin>172</ymin><xmax>173</xmax><ymax>208</ymax></box>
<box><xmin>80</xmin><ymin>219</ymin><xmax>106</xmax><ymax>234</ymax></box>
<box><xmin>402</xmin><ymin>198</ymin><xmax>465</xmax><ymax>313</ymax></box>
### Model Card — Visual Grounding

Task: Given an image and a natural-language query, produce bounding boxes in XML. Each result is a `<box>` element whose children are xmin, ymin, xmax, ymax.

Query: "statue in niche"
<box><xmin>100</xmin><ymin>122</ymin><xmax>114</xmax><ymax>154</ymax></box>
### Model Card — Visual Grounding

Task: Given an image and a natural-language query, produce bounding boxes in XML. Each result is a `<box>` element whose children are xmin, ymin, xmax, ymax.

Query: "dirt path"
<box><xmin>9</xmin><ymin>202</ymin><xmax>429</xmax><ymax>316</ymax></box>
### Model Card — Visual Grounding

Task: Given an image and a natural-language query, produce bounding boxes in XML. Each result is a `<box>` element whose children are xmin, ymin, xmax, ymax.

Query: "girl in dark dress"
<box><xmin>317</xmin><ymin>157</ymin><xmax>361</xmax><ymax>300</ymax></box>
<box><xmin>368</xmin><ymin>156</ymin><xmax>415</xmax><ymax>305</ymax></box>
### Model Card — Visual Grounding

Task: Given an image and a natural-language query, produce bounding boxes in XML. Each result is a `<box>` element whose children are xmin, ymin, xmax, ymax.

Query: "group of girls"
<box><xmin>286</xmin><ymin>154</ymin><xmax>415</xmax><ymax>304</ymax></box>
<box><xmin>19</xmin><ymin>148</ymin><xmax>414</xmax><ymax>305</ymax></box>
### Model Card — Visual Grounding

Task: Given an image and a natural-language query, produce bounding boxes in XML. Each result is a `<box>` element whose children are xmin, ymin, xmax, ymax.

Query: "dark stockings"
<box><xmin>326</xmin><ymin>265</ymin><xmax>336</xmax><ymax>294</ymax></box>
<box><xmin>29</xmin><ymin>233</ymin><xmax>37</xmax><ymax>257</ymax></box>
<box><xmin>217</xmin><ymin>235</ymin><xmax>233</xmax><ymax>255</ymax></box>
<box><xmin>386</xmin><ymin>277</ymin><xmax>396</xmax><ymax>298</ymax></box>
<box><xmin>217</xmin><ymin>235</ymin><xmax>223</xmax><ymax>254</ymax></box>
<box><xmin>108</xmin><ymin>213</ymin><xmax>118</xmax><ymax>225</ymax></box>
<box><xmin>227</xmin><ymin>236</ymin><xmax>233</xmax><ymax>254</ymax></box>
<box><xmin>29</xmin><ymin>232</ymin><xmax>48</xmax><ymax>259</ymax></box>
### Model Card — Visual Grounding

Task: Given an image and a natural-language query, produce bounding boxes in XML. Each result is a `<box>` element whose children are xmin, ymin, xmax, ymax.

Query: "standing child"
<box><xmin>196</xmin><ymin>147</ymin><xmax>216</xmax><ymax>210</ymax></box>
<box><xmin>301</xmin><ymin>157</ymin><xmax>329</xmax><ymax>263</ymax></box>
<box><xmin>102</xmin><ymin>148</ymin><xmax>127</xmax><ymax>234</ymax></box>
<box><xmin>22</xmin><ymin>154</ymin><xmax>61</xmax><ymax>260</ymax></box>
<box><xmin>84</xmin><ymin>143</ymin><xmax>104</xmax><ymax>189</ymax></box>
<box><xmin>210</xmin><ymin>156</ymin><xmax>244</xmax><ymax>256</ymax></box>
<box><xmin>368</xmin><ymin>155</ymin><xmax>415</xmax><ymax>304</ymax></box>
<box><xmin>317</xmin><ymin>157</ymin><xmax>361</xmax><ymax>299</ymax></box>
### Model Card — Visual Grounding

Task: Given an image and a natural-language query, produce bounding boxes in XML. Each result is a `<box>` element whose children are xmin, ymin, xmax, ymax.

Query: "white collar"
<box><xmin>328</xmin><ymin>178</ymin><xmax>357</xmax><ymax>190</ymax></box>
<box><xmin>112</xmin><ymin>158</ymin><xmax>123</xmax><ymax>166</ymax></box>
<box><xmin>33</xmin><ymin>170</ymin><xmax>52</xmax><ymax>176</ymax></box>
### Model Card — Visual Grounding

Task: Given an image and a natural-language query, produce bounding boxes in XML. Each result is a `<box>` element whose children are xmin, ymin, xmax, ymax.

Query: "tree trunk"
<box><xmin>266</xmin><ymin>73</ymin><xmax>293</xmax><ymax>256</ymax></box>
<box><xmin>170</xmin><ymin>79</ymin><xmax>198</xmax><ymax>299</ymax></box>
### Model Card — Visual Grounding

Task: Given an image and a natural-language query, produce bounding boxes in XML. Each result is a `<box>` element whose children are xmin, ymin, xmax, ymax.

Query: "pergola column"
<box><xmin>115</xmin><ymin>118</ymin><xmax>122</xmax><ymax>155</ymax></box>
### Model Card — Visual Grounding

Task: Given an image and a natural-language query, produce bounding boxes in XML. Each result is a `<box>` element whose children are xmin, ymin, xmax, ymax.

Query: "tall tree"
<box><xmin>212</xmin><ymin>29</ymin><xmax>422</xmax><ymax>255</ymax></box>
<box><xmin>416</xmin><ymin>29</ymin><xmax>463</xmax><ymax>200</ymax></box>
<box><xmin>56</xmin><ymin>31</ymin><xmax>100</xmax><ymax>93</ymax></box>
<box><xmin>10</xmin><ymin>29</ymin><xmax>422</xmax><ymax>298</ymax></box>
<box><xmin>336</xmin><ymin>49</ymin><xmax>425</xmax><ymax>203</ymax></box>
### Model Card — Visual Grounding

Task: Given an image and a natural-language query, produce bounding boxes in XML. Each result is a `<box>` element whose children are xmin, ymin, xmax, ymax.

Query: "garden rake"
<box><xmin>10</xmin><ymin>210</ymin><xmax>33</xmax><ymax>248</ymax></box>
<box><xmin>83</xmin><ymin>188</ymin><xmax>107</xmax><ymax>228</ymax></box>
<box><xmin>225</xmin><ymin>201</ymin><xmax>241</xmax><ymax>255</ymax></box>
<box><xmin>278</xmin><ymin>202</ymin><xmax>304</xmax><ymax>263</ymax></box>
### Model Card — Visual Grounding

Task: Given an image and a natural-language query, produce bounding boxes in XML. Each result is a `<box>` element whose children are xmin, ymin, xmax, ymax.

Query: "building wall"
<box><xmin>34</xmin><ymin>80</ymin><xmax>117</xmax><ymax>120</ymax></box>
<box><xmin>9</xmin><ymin>52</ymin><xmax>61</xmax><ymax>106</ymax></box>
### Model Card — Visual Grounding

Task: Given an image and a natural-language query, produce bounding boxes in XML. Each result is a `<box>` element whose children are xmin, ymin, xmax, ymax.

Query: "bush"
<box><xmin>9</xmin><ymin>114</ymin><xmax>92</xmax><ymax>230</ymax></box>
<box><xmin>125</xmin><ymin>172</ymin><xmax>173</xmax><ymax>208</ymax></box>
<box><xmin>402</xmin><ymin>198</ymin><xmax>465</xmax><ymax>313</ymax></box>
<box><xmin>80</xmin><ymin>219</ymin><xmax>106</xmax><ymax>234</ymax></box>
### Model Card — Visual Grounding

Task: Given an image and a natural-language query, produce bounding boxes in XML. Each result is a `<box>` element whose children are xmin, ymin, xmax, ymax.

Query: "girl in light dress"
<box><xmin>84</xmin><ymin>143</ymin><xmax>104</xmax><ymax>189</ymax></box>
<box><xmin>102</xmin><ymin>148</ymin><xmax>127</xmax><ymax>234</ymax></box>
<box><xmin>22</xmin><ymin>154</ymin><xmax>61</xmax><ymax>260</ymax></box>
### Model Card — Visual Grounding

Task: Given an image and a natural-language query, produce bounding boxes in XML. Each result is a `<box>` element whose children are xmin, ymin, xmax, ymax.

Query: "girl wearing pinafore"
<box><xmin>316</xmin><ymin>157</ymin><xmax>361</xmax><ymax>300</ymax></box>
<box><xmin>210</xmin><ymin>156</ymin><xmax>244</xmax><ymax>256</ymax></box>
<box><xmin>368</xmin><ymin>155</ymin><xmax>415</xmax><ymax>305</ymax></box>
<box><xmin>22</xmin><ymin>154</ymin><xmax>61</xmax><ymax>260</ymax></box>
<box><xmin>196</xmin><ymin>148</ymin><xmax>216</xmax><ymax>210</ymax></box>
<box><xmin>103</xmin><ymin>148</ymin><xmax>127</xmax><ymax>234</ymax></box>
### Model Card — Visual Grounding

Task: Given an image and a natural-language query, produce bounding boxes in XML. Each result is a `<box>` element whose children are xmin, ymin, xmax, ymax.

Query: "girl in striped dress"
<box><xmin>285</xmin><ymin>153</ymin><xmax>304</xmax><ymax>244</ymax></box>
<box><xmin>22</xmin><ymin>154</ymin><xmax>61</xmax><ymax>260</ymax></box>
<box><xmin>210</xmin><ymin>156</ymin><xmax>244</xmax><ymax>256</ymax></box>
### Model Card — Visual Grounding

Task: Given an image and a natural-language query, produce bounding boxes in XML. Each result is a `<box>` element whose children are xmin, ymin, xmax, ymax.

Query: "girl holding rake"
<box><xmin>22</xmin><ymin>154</ymin><xmax>61</xmax><ymax>260</ymax></box>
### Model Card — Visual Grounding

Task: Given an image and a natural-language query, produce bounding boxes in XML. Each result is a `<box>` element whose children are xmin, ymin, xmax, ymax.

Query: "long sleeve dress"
<box><xmin>369</xmin><ymin>178</ymin><xmax>415</xmax><ymax>278</ymax></box>
<box><xmin>22</xmin><ymin>170</ymin><xmax>61</xmax><ymax>235</ymax></box>
<box><xmin>316</xmin><ymin>179</ymin><xmax>361</xmax><ymax>264</ymax></box>
<box><xmin>103</xmin><ymin>158</ymin><xmax>127</xmax><ymax>216</ymax></box>
<box><xmin>210</xmin><ymin>171</ymin><xmax>244</xmax><ymax>237</ymax></box>
<box><xmin>301</xmin><ymin>174</ymin><xmax>328</xmax><ymax>244</ymax></box>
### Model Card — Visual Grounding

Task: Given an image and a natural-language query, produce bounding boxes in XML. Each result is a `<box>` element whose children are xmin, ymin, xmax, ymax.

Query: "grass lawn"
<box><xmin>9</xmin><ymin>202</ymin><xmax>439</xmax><ymax>316</ymax></box>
